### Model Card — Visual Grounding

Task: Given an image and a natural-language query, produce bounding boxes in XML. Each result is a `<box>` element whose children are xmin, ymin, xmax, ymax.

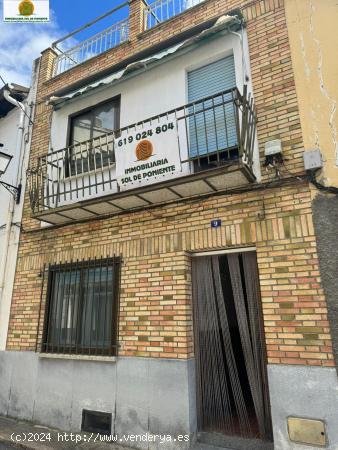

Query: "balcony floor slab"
<box><xmin>34</xmin><ymin>162</ymin><xmax>255</xmax><ymax>226</ymax></box>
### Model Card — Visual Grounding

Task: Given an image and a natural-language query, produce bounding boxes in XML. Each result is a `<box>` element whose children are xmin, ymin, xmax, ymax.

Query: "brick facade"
<box><xmin>7</xmin><ymin>0</ymin><xmax>336</xmax><ymax>369</ymax></box>
<box><xmin>8</xmin><ymin>183</ymin><xmax>334</xmax><ymax>366</ymax></box>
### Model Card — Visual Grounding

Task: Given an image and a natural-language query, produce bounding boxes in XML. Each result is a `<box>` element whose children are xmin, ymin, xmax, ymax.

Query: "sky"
<box><xmin>0</xmin><ymin>0</ymin><xmax>129</xmax><ymax>87</ymax></box>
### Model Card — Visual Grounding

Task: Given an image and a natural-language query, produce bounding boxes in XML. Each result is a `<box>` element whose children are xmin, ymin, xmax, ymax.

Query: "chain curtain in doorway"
<box><xmin>192</xmin><ymin>253</ymin><xmax>272</xmax><ymax>440</ymax></box>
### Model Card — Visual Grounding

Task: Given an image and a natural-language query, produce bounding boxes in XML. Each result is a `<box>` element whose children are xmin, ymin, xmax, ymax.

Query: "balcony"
<box><xmin>144</xmin><ymin>0</ymin><xmax>205</xmax><ymax>30</ymax></box>
<box><xmin>28</xmin><ymin>87</ymin><xmax>256</xmax><ymax>225</ymax></box>
<box><xmin>51</xmin><ymin>0</ymin><xmax>209</xmax><ymax>77</ymax></box>
<box><xmin>52</xmin><ymin>3</ymin><xmax>130</xmax><ymax>76</ymax></box>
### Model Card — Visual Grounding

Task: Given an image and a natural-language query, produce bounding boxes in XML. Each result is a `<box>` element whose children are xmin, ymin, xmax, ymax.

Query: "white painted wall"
<box><xmin>0</xmin><ymin>108</ymin><xmax>21</xmax><ymax>227</ymax></box>
<box><xmin>0</xmin><ymin>107</ymin><xmax>23</xmax><ymax>349</ymax></box>
<box><xmin>48</xmin><ymin>31</ymin><xmax>259</xmax><ymax>208</ymax></box>
<box><xmin>52</xmin><ymin>33</ymin><xmax>248</xmax><ymax>145</ymax></box>
<box><xmin>0</xmin><ymin>62</ymin><xmax>39</xmax><ymax>349</ymax></box>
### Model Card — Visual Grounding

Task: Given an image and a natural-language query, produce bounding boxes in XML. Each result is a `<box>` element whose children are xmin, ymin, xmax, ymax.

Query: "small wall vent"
<box><xmin>81</xmin><ymin>409</ymin><xmax>112</xmax><ymax>435</ymax></box>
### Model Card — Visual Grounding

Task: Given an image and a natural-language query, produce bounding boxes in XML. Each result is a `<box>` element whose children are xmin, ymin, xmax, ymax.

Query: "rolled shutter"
<box><xmin>187</xmin><ymin>56</ymin><xmax>237</xmax><ymax>157</ymax></box>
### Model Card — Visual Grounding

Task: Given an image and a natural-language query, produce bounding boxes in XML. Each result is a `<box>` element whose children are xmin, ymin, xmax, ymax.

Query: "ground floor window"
<box><xmin>42</xmin><ymin>257</ymin><xmax>120</xmax><ymax>356</ymax></box>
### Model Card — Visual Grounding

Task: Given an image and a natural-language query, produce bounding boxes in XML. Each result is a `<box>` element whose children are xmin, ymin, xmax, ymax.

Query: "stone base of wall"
<box><xmin>2</xmin><ymin>352</ymin><xmax>338</xmax><ymax>449</ymax></box>
<box><xmin>0</xmin><ymin>351</ymin><xmax>196</xmax><ymax>450</ymax></box>
<box><xmin>268</xmin><ymin>364</ymin><xmax>338</xmax><ymax>450</ymax></box>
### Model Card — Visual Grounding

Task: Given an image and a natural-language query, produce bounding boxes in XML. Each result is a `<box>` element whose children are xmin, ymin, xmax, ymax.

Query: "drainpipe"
<box><xmin>0</xmin><ymin>88</ymin><xmax>26</xmax><ymax>295</ymax></box>
<box><xmin>228</xmin><ymin>28</ymin><xmax>250</xmax><ymax>84</ymax></box>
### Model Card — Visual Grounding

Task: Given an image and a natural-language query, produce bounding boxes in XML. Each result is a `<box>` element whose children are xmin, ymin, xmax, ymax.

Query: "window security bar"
<box><xmin>28</xmin><ymin>86</ymin><xmax>256</xmax><ymax>215</ymax></box>
<box><xmin>40</xmin><ymin>257</ymin><xmax>121</xmax><ymax>356</ymax></box>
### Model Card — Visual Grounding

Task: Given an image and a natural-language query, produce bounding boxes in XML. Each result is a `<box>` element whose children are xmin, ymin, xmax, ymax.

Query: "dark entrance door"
<box><xmin>192</xmin><ymin>252</ymin><xmax>273</xmax><ymax>445</ymax></box>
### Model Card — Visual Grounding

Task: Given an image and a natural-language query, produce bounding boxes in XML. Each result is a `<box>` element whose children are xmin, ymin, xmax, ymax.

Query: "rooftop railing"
<box><xmin>28</xmin><ymin>87</ymin><xmax>256</xmax><ymax>215</ymax></box>
<box><xmin>50</xmin><ymin>0</ymin><xmax>207</xmax><ymax>76</ymax></box>
<box><xmin>53</xmin><ymin>19</ymin><xmax>129</xmax><ymax>76</ymax></box>
<box><xmin>143</xmin><ymin>0</ymin><xmax>205</xmax><ymax>30</ymax></box>
<box><xmin>52</xmin><ymin>2</ymin><xmax>129</xmax><ymax>76</ymax></box>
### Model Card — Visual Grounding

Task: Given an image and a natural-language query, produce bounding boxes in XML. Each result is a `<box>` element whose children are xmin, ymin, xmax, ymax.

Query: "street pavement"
<box><xmin>0</xmin><ymin>444</ymin><xmax>17</xmax><ymax>450</ymax></box>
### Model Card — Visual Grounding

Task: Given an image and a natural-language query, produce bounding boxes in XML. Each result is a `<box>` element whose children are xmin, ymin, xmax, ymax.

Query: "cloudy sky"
<box><xmin>0</xmin><ymin>0</ymin><xmax>127</xmax><ymax>87</ymax></box>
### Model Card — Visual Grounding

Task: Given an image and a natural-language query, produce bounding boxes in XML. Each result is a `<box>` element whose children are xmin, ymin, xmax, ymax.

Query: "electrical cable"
<box><xmin>307</xmin><ymin>169</ymin><xmax>338</xmax><ymax>195</ymax></box>
<box><xmin>279</xmin><ymin>161</ymin><xmax>303</xmax><ymax>181</ymax></box>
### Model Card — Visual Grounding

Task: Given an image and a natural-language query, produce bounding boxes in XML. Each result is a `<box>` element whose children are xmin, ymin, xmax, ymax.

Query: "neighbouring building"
<box><xmin>0</xmin><ymin>77</ymin><xmax>38</xmax><ymax>350</ymax></box>
<box><xmin>285</xmin><ymin>0</ymin><xmax>338</xmax><ymax>381</ymax></box>
<box><xmin>1</xmin><ymin>0</ymin><xmax>338</xmax><ymax>449</ymax></box>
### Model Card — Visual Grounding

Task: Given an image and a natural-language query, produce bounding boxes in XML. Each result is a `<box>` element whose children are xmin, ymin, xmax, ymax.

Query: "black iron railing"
<box><xmin>40</xmin><ymin>257</ymin><xmax>121</xmax><ymax>356</ymax></box>
<box><xmin>28</xmin><ymin>86</ymin><xmax>256</xmax><ymax>215</ymax></box>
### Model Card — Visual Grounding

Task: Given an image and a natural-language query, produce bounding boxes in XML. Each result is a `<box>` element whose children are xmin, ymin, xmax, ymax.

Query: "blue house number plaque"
<box><xmin>211</xmin><ymin>219</ymin><xmax>222</xmax><ymax>228</ymax></box>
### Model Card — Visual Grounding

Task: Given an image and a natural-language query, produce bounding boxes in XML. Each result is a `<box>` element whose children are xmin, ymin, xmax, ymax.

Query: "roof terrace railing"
<box><xmin>51</xmin><ymin>2</ymin><xmax>130</xmax><ymax>77</ymax></box>
<box><xmin>28</xmin><ymin>87</ymin><xmax>256</xmax><ymax>215</ymax></box>
<box><xmin>53</xmin><ymin>18</ymin><xmax>129</xmax><ymax>76</ymax></box>
<box><xmin>143</xmin><ymin>0</ymin><xmax>205</xmax><ymax>30</ymax></box>
<box><xmin>50</xmin><ymin>0</ymin><xmax>207</xmax><ymax>76</ymax></box>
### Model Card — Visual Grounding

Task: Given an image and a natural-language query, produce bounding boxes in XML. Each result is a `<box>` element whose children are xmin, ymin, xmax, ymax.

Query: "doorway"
<box><xmin>191</xmin><ymin>251</ymin><xmax>273</xmax><ymax>445</ymax></box>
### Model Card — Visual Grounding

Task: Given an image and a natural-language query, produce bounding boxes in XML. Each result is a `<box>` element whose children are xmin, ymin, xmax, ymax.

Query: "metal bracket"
<box><xmin>0</xmin><ymin>181</ymin><xmax>22</xmax><ymax>204</ymax></box>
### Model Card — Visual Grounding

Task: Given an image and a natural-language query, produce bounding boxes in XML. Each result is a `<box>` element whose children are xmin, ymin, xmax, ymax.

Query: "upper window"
<box><xmin>187</xmin><ymin>56</ymin><xmax>238</xmax><ymax>170</ymax></box>
<box><xmin>42</xmin><ymin>257</ymin><xmax>120</xmax><ymax>356</ymax></box>
<box><xmin>67</xmin><ymin>98</ymin><xmax>120</xmax><ymax>176</ymax></box>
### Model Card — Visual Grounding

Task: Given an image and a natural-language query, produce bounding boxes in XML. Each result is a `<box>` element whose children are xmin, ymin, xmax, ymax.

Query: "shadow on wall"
<box><xmin>312</xmin><ymin>194</ymin><xmax>338</xmax><ymax>369</ymax></box>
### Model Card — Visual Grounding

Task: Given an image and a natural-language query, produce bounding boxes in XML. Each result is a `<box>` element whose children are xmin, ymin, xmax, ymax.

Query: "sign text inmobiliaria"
<box><xmin>115</xmin><ymin>117</ymin><xmax>182</xmax><ymax>191</ymax></box>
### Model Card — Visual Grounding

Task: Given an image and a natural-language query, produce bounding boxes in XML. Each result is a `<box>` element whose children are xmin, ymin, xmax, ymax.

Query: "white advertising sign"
<box><xmin>115</xmin><ymin>118</ymin><xmax>182</xmax><ymax>191</ymax></box>
<box><xmin>4</xmin><ymin>0</ymin><xmax>49</xmax><ymax>22</ymax></box>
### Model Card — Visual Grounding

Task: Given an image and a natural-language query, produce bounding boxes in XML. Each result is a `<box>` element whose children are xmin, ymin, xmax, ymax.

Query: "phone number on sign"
<box><xmin>117</xmin><ymin>122</ymin><xmax>175</xmax><ymax>147</ymax></box>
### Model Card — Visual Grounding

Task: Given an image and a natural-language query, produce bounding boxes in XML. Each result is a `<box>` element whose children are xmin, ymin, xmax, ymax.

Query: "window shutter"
<box><xmin>188</xmin><ymin>56</ymin><xmax>236</xmax><ymax>101</ymax></box>
<box><xmin>187</xmin><ymin>56</ymin><xmax>238</xmax><ymax>157</ymax></box>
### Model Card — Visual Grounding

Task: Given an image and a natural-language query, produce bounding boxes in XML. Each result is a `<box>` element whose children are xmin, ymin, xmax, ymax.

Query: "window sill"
<box><xmin>38</xmin><ymin>353</ymin><xmax>117</xmax><ymax>363</ymax></box>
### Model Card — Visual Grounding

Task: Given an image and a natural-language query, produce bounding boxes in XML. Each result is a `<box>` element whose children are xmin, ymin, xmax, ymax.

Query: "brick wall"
<box><xmin>7</xmin><ymin>184</ymin><xmax>334</xmax><ymax>366</ymax></box>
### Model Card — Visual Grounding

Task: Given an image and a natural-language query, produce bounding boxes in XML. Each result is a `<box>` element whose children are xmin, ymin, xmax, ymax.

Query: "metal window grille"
<box><xmin>41</xmin><ymin>257</ymin><xmax>121</xmax><ymax>356</ymax></box>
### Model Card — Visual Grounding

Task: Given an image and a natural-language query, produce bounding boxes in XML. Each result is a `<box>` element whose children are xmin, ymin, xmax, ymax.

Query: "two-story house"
<box><xmin>1</xmin><ymin>0</ymin><xmax>338</xmax><ymax>449</ymax></box>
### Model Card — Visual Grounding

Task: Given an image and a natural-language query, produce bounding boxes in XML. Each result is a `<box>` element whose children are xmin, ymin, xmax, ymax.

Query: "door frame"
<box><xmin>191</xmin><ymin>246</ymin><xmax>256</xmax><ymax>258</ymax></box>
<box><xmin>190</xmin><ymin>246</ymin><xmax>273</xmax><ymax>445</ymax></box>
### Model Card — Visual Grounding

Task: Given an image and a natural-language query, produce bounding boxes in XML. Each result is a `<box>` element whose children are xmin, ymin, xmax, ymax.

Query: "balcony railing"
<box><xmin>50</xmin><ymin>0</ymin><xmax>209</xmax><ymax>76</ymax></box>
<box><xmin>28</xmin><ymin>87</ymin><xmax>256</xmax><ymax>217</ymax></box>
<box><xmin>53</xmin><ymin>18</ymin><xmax>129</xmax><ymax>76</ymax></box>
<box><xmin>143</xmin><ymin>0</ymin><xmax>205</xmax><ymax>30</ymax></box>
